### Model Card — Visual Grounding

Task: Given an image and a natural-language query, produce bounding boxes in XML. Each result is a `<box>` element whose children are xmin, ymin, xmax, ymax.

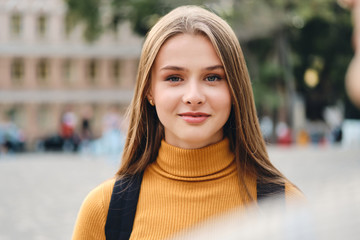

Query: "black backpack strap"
<box><xmin>105</xmin><ymin>172</ymin><xmax>144</xmax><ymax>240</ymax></box>
<box><xmin>257</xmin><ymin>180</ymin><xmax>285</xmax><ymax>201</ymax></box>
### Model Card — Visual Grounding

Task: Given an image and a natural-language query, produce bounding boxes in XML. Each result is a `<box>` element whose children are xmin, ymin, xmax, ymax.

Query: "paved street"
<box><xmin>0</xmin><ymin>153</ymin><xmax>116</xmax><ymax>240</ymax></box>
<box><xmin>0</xmin><ymin>146</ymin><xmax>359</xmax><ymax>240</ymax></box>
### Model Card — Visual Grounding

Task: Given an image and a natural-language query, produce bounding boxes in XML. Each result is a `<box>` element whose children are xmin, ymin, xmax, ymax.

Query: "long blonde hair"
<box><xmin>117</xmin><ymin>5</ymin><xmax>286</xmax><ymax>199</ymax></box>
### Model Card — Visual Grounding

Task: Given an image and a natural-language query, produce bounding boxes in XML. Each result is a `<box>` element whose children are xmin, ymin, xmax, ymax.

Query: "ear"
<box><xmin>147</xmin><ymin>88</ymin><xmax>152</xmax><ymax>100</ymax></box>
<box><xmin>147</xmin><ymin>88</ymin><xmax>153</xmax><ymax>98</ymax></box>
<box><xmin>147</xmin><ymin>89</ymin><xmax>154</xmax><ymax>106</ymax></box>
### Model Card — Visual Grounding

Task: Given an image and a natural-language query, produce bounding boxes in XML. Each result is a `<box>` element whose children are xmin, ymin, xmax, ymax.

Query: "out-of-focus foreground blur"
<box><xmin>0</xmin><ymin>0</ymin><xmax>359</xmax><ymax>239</ymax></box>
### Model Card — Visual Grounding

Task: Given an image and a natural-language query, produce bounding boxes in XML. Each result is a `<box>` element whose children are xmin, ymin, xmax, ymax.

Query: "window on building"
<box><xmin>112</xmin><ymin>60</ymin><xmax>122</xmax><ymax>84</ymax></box>
<box><xmin>87</xmin><ymin>59</ymin><xmax>98</xmax><ymax>85</ymax></box>
<box><xmin>10</xmin><ymin>13</ymin><xmax>22</xmax><ymax>37</ymax></box>
<box><xmin>63</xmin><ymin>59</ymin><xmax>73</xmax><ymax>85</ymax></box>
<box><xmin>37</xmin><ymin>59</ymin><xmax>50</xmax><ymax>84</ymax></box>
<box><xmin>37</xmin><ymin>15</ymin><xmax>48</xmax><ymax>38</ymax></box>
<box><xmin>11</xmin><ymin>58</ymin><xmax>25</xmax><ymax>85</ymax></box>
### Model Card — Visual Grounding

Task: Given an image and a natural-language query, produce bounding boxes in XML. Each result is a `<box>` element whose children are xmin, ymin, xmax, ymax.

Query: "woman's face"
<box><xmin>149</xmin><ymin>34</ymin><xmax>231</xmax><ymax>149</ymax></box>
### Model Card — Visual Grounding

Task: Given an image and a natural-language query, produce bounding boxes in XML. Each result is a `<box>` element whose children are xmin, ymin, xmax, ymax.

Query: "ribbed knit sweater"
<box><xmin>72</xmin><ymin>138</ymin><xmax>302</xmax><ymax>240</ymax></box>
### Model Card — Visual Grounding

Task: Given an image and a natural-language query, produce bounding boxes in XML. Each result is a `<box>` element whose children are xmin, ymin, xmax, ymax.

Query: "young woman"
<box><xmin>72</xmin><ymin>5</ymin><xmax>302</xmax><ymax>240</ymax></box>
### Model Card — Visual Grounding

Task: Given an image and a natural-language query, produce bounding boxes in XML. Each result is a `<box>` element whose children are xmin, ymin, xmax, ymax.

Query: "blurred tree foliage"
<box><xmin>65</xmin><ymin>0</ymin><xmax>354</xmax><ymax>120</ymax></box>
<box><xmin>65</xmin><ymin>0</ymin><xmax>215</xmax><ymax>39</ymax></box>
<box><xmin>65</xmin><ymin>0</ymin><xmax>102</xmax><ymax>41</ymax></box>
<box><xmin>289</xmin><ymin>10</ymin><xmax>353</xmax><ymax>120</ymax></box>
<box><xmin>226</xmin><ymin>0</ymin><xmax>353</xmax><ymax>120</ymax></box>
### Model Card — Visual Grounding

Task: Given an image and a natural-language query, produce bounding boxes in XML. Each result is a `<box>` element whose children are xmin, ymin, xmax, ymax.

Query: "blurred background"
<box><xmin>1</xmin><ymin>0</ymin><xmax>359</xmax><ymax>153</ymax></box>
<box><xmin>0</xmin><ymin>0</ymin><xmax>359</xmax><ymax>239</ymax></box>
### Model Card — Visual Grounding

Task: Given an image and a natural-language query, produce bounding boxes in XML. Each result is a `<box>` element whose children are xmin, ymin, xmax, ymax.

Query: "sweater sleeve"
<box><xmin>72</xmin><ymin>178</ymin><xmax>115</xmax><ymax>240</ymax></box>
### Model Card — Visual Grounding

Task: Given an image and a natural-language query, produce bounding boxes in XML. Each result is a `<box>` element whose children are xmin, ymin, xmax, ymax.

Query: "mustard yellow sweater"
<box><xmin>72</xmin><ymin>138</ymin><xmax>302</xmax><ymax>240</ymax></box>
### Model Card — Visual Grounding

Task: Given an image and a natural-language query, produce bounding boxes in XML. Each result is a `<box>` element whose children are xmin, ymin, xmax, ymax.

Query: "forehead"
<box><xmin>153</xmin><ymin>33</ymin><xmax>222</xmax><ymax>69</ymax></box>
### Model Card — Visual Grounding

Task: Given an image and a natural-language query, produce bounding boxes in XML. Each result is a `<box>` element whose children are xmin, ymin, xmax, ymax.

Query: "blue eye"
<box><xmin>166</xmin><ymin>76</ymin><xmax>182</xmax><ymax>82</ymax></box>
<box><xmin>206</xmin><ymin>75</ymin><xmax>221</xmax><ymax>82</ymax></box>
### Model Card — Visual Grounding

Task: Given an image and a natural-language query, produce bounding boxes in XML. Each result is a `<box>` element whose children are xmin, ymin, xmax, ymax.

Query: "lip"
<box><xmin>178</xmin><ymin>112</ymin><xmax>210</xmax><ymax>124</ymax></box>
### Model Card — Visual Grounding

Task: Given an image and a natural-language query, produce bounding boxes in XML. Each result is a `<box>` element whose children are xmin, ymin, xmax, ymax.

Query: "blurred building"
<box><xmin>0</xmin><ymin>0</ymin><xmax>143</xmax><ymax>149</ymax></box>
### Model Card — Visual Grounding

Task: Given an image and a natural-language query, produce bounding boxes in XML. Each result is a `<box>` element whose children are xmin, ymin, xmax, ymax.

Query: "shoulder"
<box><xmin>87</xmin><ymin>178</ymin><xmax>116</xmax><ymax>214</ymax></box>
<box><xmin>72</xmin><ymin>178</ymin><xmax>116</xmax><ymax>240</ymax></box>
<box><xmin>83</xmin><ymin>178</ymin><xmax>115</xmax><ymax>211</ymax></box>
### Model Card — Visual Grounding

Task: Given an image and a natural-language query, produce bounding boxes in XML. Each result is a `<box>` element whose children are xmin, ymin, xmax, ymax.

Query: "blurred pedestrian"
<box><xmin>60</xmin><ymin>107</ymin><xmax>77</xmax><ymax>140</ymax></box>
<box><xmin>0</xmin><ymin>115</ymin><xmax>25</xmax><ymax>153</ymax></box>
<box><xmin>78</xmin><ymin>107</ymin><xmax>93</xmax><ymax>154</ymax></box>
<box><xmin>102</xmin><ymin>106</ymin><xmax>121</xmax><ymax>134</ymax></box>
<box><xmin>91</xmin><ymin>106</ymin><xmax>126</xmax><ymax>164</ymax></box>
<box><xmin>276</xmin><ymin>121</ymin><xmax>292</xmax><ymax>146</ymax></box>
<box><xmin>80</xmin><ymin>108</ymin><xmax>93</xmax><ymax>142</ymax></box>
<box><xmin>60</xmin><ymin>106</ymin><xmax>78</xmax><ymax>151</ymax></box>
<box><xmin>260</xmin><ymin>115</ymin><xmax>274</xmax><ymax>142</ymax></box>
<box><xmin>72</xmin><ymin>6</ymin><xmax>303</xmax><ymax>240</ymax></box>
<box><xmin>296</xmin><ymin>129</ymin><xmax>310</xmax><ymax>146</ymax></box>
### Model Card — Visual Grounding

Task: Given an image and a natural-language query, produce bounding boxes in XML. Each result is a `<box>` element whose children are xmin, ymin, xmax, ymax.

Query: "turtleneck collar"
<box><xmin>154</xmin><ymin>138</ymin><xmax>235</xmax><ymax>179</ymax></box>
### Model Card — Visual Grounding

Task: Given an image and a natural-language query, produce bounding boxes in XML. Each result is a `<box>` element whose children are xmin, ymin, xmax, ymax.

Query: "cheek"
<box><xmin>153</xmin><ymin>88</ymin><xmax>179</xmax><ymax>118</ymax></box>
<box><xmin>215</xmin><ymin>91</ymin><xmax>232</xmax><ymax>126</ymax></box>
<box><xmin>211</xmin><ymin>88</ymin><xmax>232</xmax><ymax>112</ymax></box>
<box><xmin>220</xmin><ymin>100</ymin><xmax>232</xmax><ymax>122</ymax></box>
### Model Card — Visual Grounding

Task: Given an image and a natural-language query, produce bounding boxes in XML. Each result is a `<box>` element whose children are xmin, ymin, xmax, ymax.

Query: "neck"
<box><xmin>155</xmin><ymin>138</ymin><xmax>235</xmax><ymax>178</ymax></box>
<box><xmin>163</xmin><ymin>136</ymin><xmax>224</xmax><ymax>149</ymax></box>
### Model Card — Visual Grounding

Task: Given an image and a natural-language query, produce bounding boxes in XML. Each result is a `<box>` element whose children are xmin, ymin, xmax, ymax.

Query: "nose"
<box><xmin>182</xmin><ymin>80</ymin><xmax>205</xmax><ymax>105</ymax></box>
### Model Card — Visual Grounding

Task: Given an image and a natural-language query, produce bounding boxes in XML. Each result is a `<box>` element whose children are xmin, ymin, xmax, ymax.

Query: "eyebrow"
<box><xmin>160</xmin><ymin>65</ymin><xmax>224</xmax><ymax>71</ymax></box>
<box><xmin>160</xmin><ymin>65</ymin><xmax>185</xmax><ymax>71</ymax></box>
<box><xmin>205</xmin><ymin>65</ymin><xmax>224</xmax><ymax>71</ymax></box>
